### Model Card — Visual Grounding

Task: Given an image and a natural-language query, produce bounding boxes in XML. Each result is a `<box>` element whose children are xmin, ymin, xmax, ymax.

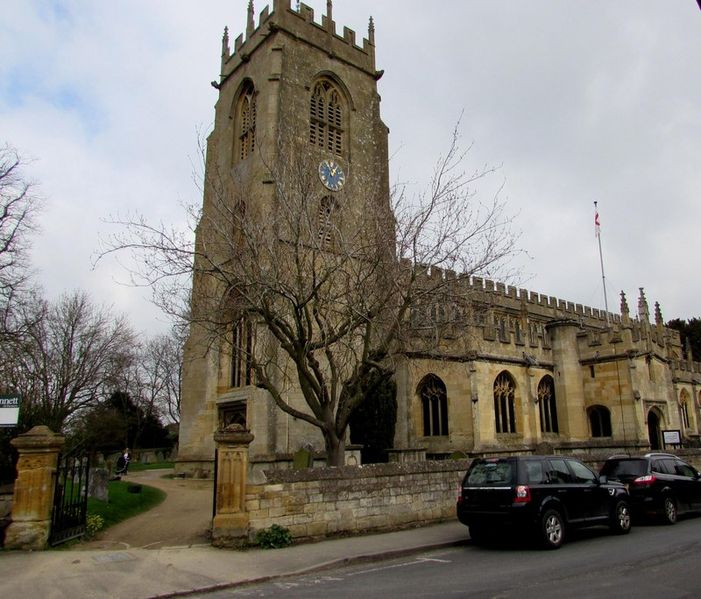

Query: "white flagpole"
<box><xmin>594</xmin><ymin>201</ymin><xmax>610</xmax><ymax>324</ymax></box>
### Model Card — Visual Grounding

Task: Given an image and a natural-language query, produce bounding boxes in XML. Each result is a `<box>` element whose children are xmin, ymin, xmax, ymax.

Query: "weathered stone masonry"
<box><xmin>244</xmin><ymin>449</ymin><xmax>701</xmax><ymax>542</ymax></box>
<box><xmin>246</xmin><ymin>461</ymin><xmax>466</xmax><ymax>541</ymax></box>
<box><xmin>177</xmin><ymin>1</ymin><xmax>701</xmax><ymax>478</ymax></box>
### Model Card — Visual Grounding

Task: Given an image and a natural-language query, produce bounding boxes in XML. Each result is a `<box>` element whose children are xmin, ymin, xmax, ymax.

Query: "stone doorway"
<box><xmin>647</xmin><ymin>409</ymin><xmax>662</xmax><ymax>450</ymax></box>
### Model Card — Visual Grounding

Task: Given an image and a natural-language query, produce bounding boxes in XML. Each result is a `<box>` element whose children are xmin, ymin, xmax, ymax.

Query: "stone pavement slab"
<box><xmin>0</xmin><ymin>521</ymin><xmax>468</xmax><ymax>598</ymax></box>
<box><xmin>1</xmin><ymin>467</ymin><xmax>468</xmax><ymax>597</ymax></box>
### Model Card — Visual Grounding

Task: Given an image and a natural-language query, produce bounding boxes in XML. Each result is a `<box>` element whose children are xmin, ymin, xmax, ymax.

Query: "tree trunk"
<box><xmin>323</xmin><ymin>429</ymin><xmax>345</xmax><ymax>467</ymax></box>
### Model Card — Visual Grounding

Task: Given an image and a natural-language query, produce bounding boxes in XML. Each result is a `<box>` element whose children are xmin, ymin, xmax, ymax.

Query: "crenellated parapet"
<box><xmin>408</xmin><ymin>264</ymin><xmax>682</xmax><ymax>360</ymax></box>
<box><xmin>411</xmin><ymin>263</ymin><xmax>616</xmax><ymax>324</ymax></box>
<box><xmin>217</xmin><ymin>0</ymin><xmax>378</xmax><ymax>88</ymax></box>
<box><xmin>467</xmin><ymin>275</ymin><xmax>619</xmax><ymax>327</ymax></box>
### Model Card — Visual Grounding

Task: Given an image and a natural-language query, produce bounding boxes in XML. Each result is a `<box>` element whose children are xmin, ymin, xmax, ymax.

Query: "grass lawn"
<box><xmin>87</xmin><ymin>480</ymin><xmax>166</xmax><ymax>530</ymax></box>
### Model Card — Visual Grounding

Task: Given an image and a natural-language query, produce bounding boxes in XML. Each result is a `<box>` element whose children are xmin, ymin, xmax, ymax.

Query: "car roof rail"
<box><xmin>606</xmin><ymin>454</ymin><xmax>634</xmax><ymax>459</ymax></box>
<box><xmin>644</xmin><ymin>452</ymin><xmax>676</xmax><ymax>458</ymax></box>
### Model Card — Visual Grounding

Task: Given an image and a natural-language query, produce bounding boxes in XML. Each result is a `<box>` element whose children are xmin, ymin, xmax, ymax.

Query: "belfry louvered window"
<box><xmin>309</xmin><ymin>79</ymin><xmax>343</xmax><ymax>155</ymax></box>
<box><xmin>238</xmin><ymin>82</ymin><xmax>256</xmax><ymax>161</ymax></box>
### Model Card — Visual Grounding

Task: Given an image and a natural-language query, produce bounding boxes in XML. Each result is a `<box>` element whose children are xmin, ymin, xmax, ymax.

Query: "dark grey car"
<box><xmin>457</xmin><ymin>455</ymin><xmax>631</xmax><ymax>549</ymax></box>
<box><xmin>600</xmin><ymin>452</ymin><xmax>701</xmax><ymax>524</ymax></box>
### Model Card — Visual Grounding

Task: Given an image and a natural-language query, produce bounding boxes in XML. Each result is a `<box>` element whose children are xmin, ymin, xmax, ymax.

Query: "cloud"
<box><xmin>2</xmin><ymin>0</ymin><xmax>700</xmax><ymax>337</ymax></box>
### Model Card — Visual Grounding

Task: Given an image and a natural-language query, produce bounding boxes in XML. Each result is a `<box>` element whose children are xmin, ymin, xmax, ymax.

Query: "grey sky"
<box><xmin>1</xmin><ymin>1</ymin><xmax>699</xmax><ymax>334</ymax></box>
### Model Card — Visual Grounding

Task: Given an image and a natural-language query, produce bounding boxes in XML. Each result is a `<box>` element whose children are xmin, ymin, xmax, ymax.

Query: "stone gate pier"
<box><xmin>211</xmin><ymin>424</ymin><xmax>254</xmax><ymax>547</ymax></box>
<box><xmin>4</xmin><ymin>426</ymin><xmax>65</xmax><ymax>550</ymax></box>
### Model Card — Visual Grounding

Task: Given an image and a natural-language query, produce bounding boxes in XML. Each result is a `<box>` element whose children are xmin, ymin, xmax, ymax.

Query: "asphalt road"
<box><xmin>198</xmin><ymin>515</ymin><xmax>701</xmax><ymax>598</ymax></box>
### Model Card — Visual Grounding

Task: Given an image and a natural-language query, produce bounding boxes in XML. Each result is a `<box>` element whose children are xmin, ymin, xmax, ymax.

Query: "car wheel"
<box><xmin>469</xmin><ymin>524</ymin><xmax>487</xmax><ymax>545</ymax></box>
<box><xmin>610</xmin><ymin>500</ymin><xmax>632</xmax><ymax>534</ymax></box>
<box><xmin>540</xmin><ymin>509</ymin><xmax>565</xmax><ymax>549</ymax></box>
<box><xmin>662</xmin><ymin>496</ymin><xmax>677</xmax><ymax>525</ymax></box>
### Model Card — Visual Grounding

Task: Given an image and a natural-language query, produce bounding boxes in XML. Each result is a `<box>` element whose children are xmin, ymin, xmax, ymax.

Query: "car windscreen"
<box><xmin>466</xmin><ymin>460</ymin><xmax>514</xmax><ymax>486</ymax></box>
<box><xmin>601</xmin><ymin>459</ymin><xmax>647</xmax><ymax>478</ymax></box>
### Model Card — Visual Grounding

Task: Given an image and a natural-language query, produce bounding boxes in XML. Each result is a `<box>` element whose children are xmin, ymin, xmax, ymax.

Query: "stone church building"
<box><xmin>176</xmin><ymin>1</ymin><xmax>701</xmax><ymax>476</ymax></box>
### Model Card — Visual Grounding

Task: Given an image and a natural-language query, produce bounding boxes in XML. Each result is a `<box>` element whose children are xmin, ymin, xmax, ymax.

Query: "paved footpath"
<box><xmin>80</xmin><ymin>469</ymin><xmax>213</xmax><ymax>550</ymax></box>
<box><xmin>0</xmin><ymin>469</ymin><xmax>468</xmax><ymax>598</ymax></box>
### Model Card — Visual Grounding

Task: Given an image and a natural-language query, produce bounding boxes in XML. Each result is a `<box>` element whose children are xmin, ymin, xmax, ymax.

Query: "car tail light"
<box><xmin>633</xmin><ymin>474</ymin><xmax>657</xmax><ymax>487</ymax></box>
<box><xmin>457</xmin><ymin>485</ymin><xmax>464</xmax><ymax>504</ymax></box>
<box><xmin>514</xmin><ymin>485</ymin><xmax>531</xmax><ymax>503</ymax></box>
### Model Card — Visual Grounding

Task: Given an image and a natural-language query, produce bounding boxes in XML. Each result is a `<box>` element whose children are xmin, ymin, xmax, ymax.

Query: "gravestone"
<box><xmin>88</xmin><ymin>468</ymin><xmax>109</xmax><ymax>502</ymax></box>
<box><xmin>292</xmin><ymin>447</ymin><xmax>312</xmax><ymax>469</ymax></box>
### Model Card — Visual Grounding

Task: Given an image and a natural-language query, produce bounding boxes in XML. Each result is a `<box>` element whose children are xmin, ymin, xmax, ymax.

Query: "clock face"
<box><xmin>318</xmin><ymin>159</ymin><xmax>346</xmax><ymax>192</ymax></box>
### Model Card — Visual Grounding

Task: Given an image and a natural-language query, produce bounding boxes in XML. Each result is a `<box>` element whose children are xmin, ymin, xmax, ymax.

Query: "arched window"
<box><xmin>494</xmin><ymin>371</ymin><xmax>517</xmax><ymax>433</ymax></box>
<box><xmin>317</xmin><ymin>196</ymin><xmax>335</xmax><ymax>247</ymax></box>
<box><xmin>680</xmin><ymin>390</ymin><xmax>691</xmax><ymax>429</ymax></box>
<box><xmin>309</xmin><ymin>79</ymin><xmax>344</xmax><ymax>155</ymax></box>
<box><xmin>588</xmin><ymin>405</ymin><xmax>612</xmax><ymax>437</ymax></box>
<box><xmin>537</xmin><ymin>375</ymin><xmax>559</xmax><ymax>434</ymax></box>
<box><xmin>236</xmin><ymin>81</ymin><xmax>256</xmax><ymax>161</ymax></box>
<box><xmin>231</xmin><ymin>317</ymin><xmax>254</xmax><ymax>387</ymax></box>
<box><xmin>418</xmin><ymin>374</ymin><xmax>448</xmax><ymax>436</ymax></box>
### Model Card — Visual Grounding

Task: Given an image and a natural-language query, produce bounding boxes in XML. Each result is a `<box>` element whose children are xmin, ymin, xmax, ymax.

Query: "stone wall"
<box><xmin>246</xmin><ymin>460</ymin><xmax>470</xmax><ymax>541</ymax></box>
<box><xmin>245</xmin><ymin>448</ymin><xmax>701</xmax><ymax>542</ymax></box>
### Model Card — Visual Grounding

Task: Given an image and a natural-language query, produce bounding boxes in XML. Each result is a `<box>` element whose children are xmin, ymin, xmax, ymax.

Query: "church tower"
<box><xmin>177</xmin><ymin>1</ymin><xmax>390</xmax><ymax>475</ymax></box>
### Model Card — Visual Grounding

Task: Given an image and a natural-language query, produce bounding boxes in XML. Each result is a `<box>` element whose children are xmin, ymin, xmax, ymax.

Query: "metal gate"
<box><xmin>49</xmin><ymin>451</ymin><xmax>90</xmax><ymax>546</ymax></box>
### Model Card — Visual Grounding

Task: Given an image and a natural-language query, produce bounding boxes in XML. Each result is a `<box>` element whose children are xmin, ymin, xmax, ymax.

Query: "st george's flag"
<box><xmin>594</xmin><ymin>204</ymin><xmax>601</xmax><ymax>237</ymax></box>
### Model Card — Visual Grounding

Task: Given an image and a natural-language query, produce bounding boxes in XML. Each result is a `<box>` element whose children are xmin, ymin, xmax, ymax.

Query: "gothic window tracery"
<box><xmin>236</xmin><ymin>81</ymin><xmax>256</xmax><ymax>162</ymax></box>
<box><xmin>537</xmin><ymin>375</ymin><xmax>559</xmax><ymax>434</ymax></box>
<box><xmin>494</xmin><ymin>371</ymin><xmax>517</xmax><ymax>433</ymax></box>
<box><xmin>418</xmin><ymin>374</ymin><xmax>448</xmax><ymax>436</ymax></box>
<box><xmin>309</xmin><ymin>79</ymin><xmax>344</xmax><ymax>156</ymax></box>
<box><xmin>231</xmin><ymin>317</ymin><xmax>254</xmax><ymax>387</ymax></box>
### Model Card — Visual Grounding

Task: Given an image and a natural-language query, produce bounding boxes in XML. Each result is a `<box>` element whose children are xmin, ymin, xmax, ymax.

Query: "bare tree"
<box><xmin>101</xmin><ymin>125</ymin><xmax>518</xmax><ymax>466</ymax></box>
<box><xmin>90</xmin><ymin>326</ymin><xmax>183</xmax><ymax>449</ymax></box>
<box><xmin>0</xmin><ymin>290</ymin><xmax>136</xmax><ymax>432</ymax></box>
<box><xmin>0</xmin><ymin>144</ymin><xmax>40</xmax><ymax>341</ymax></box>
<box><xmin>138</xmin><ymin>327</ymin><xmax>185</xmax><ymax>425</ymax></box>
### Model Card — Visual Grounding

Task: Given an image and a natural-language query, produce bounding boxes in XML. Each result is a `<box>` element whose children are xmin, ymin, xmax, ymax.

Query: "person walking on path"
<box><xmin>115</xmin><ymin>448</ymin><xmax>130</xmax><ymax>476</ymax></box>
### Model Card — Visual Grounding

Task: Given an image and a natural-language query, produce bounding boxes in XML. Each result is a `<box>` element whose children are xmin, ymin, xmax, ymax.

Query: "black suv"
<box><xmin>600</xmin><ymin>453</ymin><xmax>701</xmax><ymax>524</ymax></box>
<box><xmin>457</xmin><ymin>455</ymin><xmax>631</xmax><ymax>549</ymax></box>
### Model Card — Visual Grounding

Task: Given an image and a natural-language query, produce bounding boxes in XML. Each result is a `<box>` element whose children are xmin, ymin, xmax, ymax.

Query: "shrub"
<box><xmin>255</xmin><ymin>524</ymin><xmax>292</xmax><ymax>549</ymax></box>
<box><xmin>85</xmin><ymin>514</ymin><xmax>105</xmax><ymax>538</ymax></box>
